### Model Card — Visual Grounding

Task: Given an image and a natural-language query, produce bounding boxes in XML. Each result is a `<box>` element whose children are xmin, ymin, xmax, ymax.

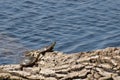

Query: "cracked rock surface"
<box><xmin>0</xmin><ymin>47</ymin><xmax>120</xmax><ymax>80</ymax></box>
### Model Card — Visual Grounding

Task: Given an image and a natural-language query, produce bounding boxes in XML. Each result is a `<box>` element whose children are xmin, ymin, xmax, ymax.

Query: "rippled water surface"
<box><xmin>0</xmin><ymin>0</ymin><xmax>120</xmax><ymax>64</ymax></box>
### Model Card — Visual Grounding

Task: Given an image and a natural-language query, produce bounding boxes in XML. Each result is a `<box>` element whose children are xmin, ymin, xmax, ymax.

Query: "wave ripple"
<box><xmin>0</xmin><ymin>0</ymin><xmax>120</xmax><ymax>64</ymax></box>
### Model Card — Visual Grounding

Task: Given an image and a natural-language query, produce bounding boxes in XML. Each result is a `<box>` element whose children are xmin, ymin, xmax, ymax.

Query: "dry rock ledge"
<box><xmin>0</xmin><ymin>46</ymin><xmax>120</xmax><ymax>80</ymax></box>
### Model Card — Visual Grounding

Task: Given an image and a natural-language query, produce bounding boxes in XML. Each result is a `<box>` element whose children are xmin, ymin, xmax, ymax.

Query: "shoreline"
<box><xmin>0</xmin><ymin>47</ymin><xmax>120</xmax><ymax>80</ymax></box>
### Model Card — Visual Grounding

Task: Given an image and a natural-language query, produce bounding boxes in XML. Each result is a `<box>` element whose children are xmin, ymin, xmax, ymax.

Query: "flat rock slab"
<box><xmin>0</xmin><ymin>47</ymin><xmax>120</xmax><ymax>80</ymax></box>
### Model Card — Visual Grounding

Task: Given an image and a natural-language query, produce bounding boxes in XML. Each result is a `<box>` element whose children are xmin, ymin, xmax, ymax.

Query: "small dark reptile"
<box><xmin>20</xmin><ymin>42</ymin><xmax>56</xmax><ymax>70</ymax></box>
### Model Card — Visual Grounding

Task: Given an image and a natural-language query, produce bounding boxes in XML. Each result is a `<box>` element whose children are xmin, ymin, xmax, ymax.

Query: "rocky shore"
<box><xmin>0</xmin><ymin>46</ymin><xmax>120</xmax><ymax>80</ymax></box>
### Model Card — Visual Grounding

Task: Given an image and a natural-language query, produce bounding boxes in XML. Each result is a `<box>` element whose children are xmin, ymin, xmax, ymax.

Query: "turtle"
<box><xmin>20</xmin><ymin>42</ymin><xmax>56</xmax><ymax>70</ymax></box>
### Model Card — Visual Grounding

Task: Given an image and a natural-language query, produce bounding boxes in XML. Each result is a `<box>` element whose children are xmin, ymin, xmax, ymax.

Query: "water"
<box><xmin>0</xmin><ymin>0</ymin><xmax>120</xmax><ymax>64</ymax></box>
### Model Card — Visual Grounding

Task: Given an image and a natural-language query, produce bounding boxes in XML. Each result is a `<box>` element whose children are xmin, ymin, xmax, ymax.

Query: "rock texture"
<box><xmin>0</xmin><ymin>47</ymin><xmax>120</xmax><ymax>80</ymax></box>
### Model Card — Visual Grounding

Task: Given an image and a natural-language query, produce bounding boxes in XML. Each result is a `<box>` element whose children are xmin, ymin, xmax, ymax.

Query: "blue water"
<box><xmin>0</xmin><ymin>0</ymin><xmax>120</xmax><ymax>64</ymax></box>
